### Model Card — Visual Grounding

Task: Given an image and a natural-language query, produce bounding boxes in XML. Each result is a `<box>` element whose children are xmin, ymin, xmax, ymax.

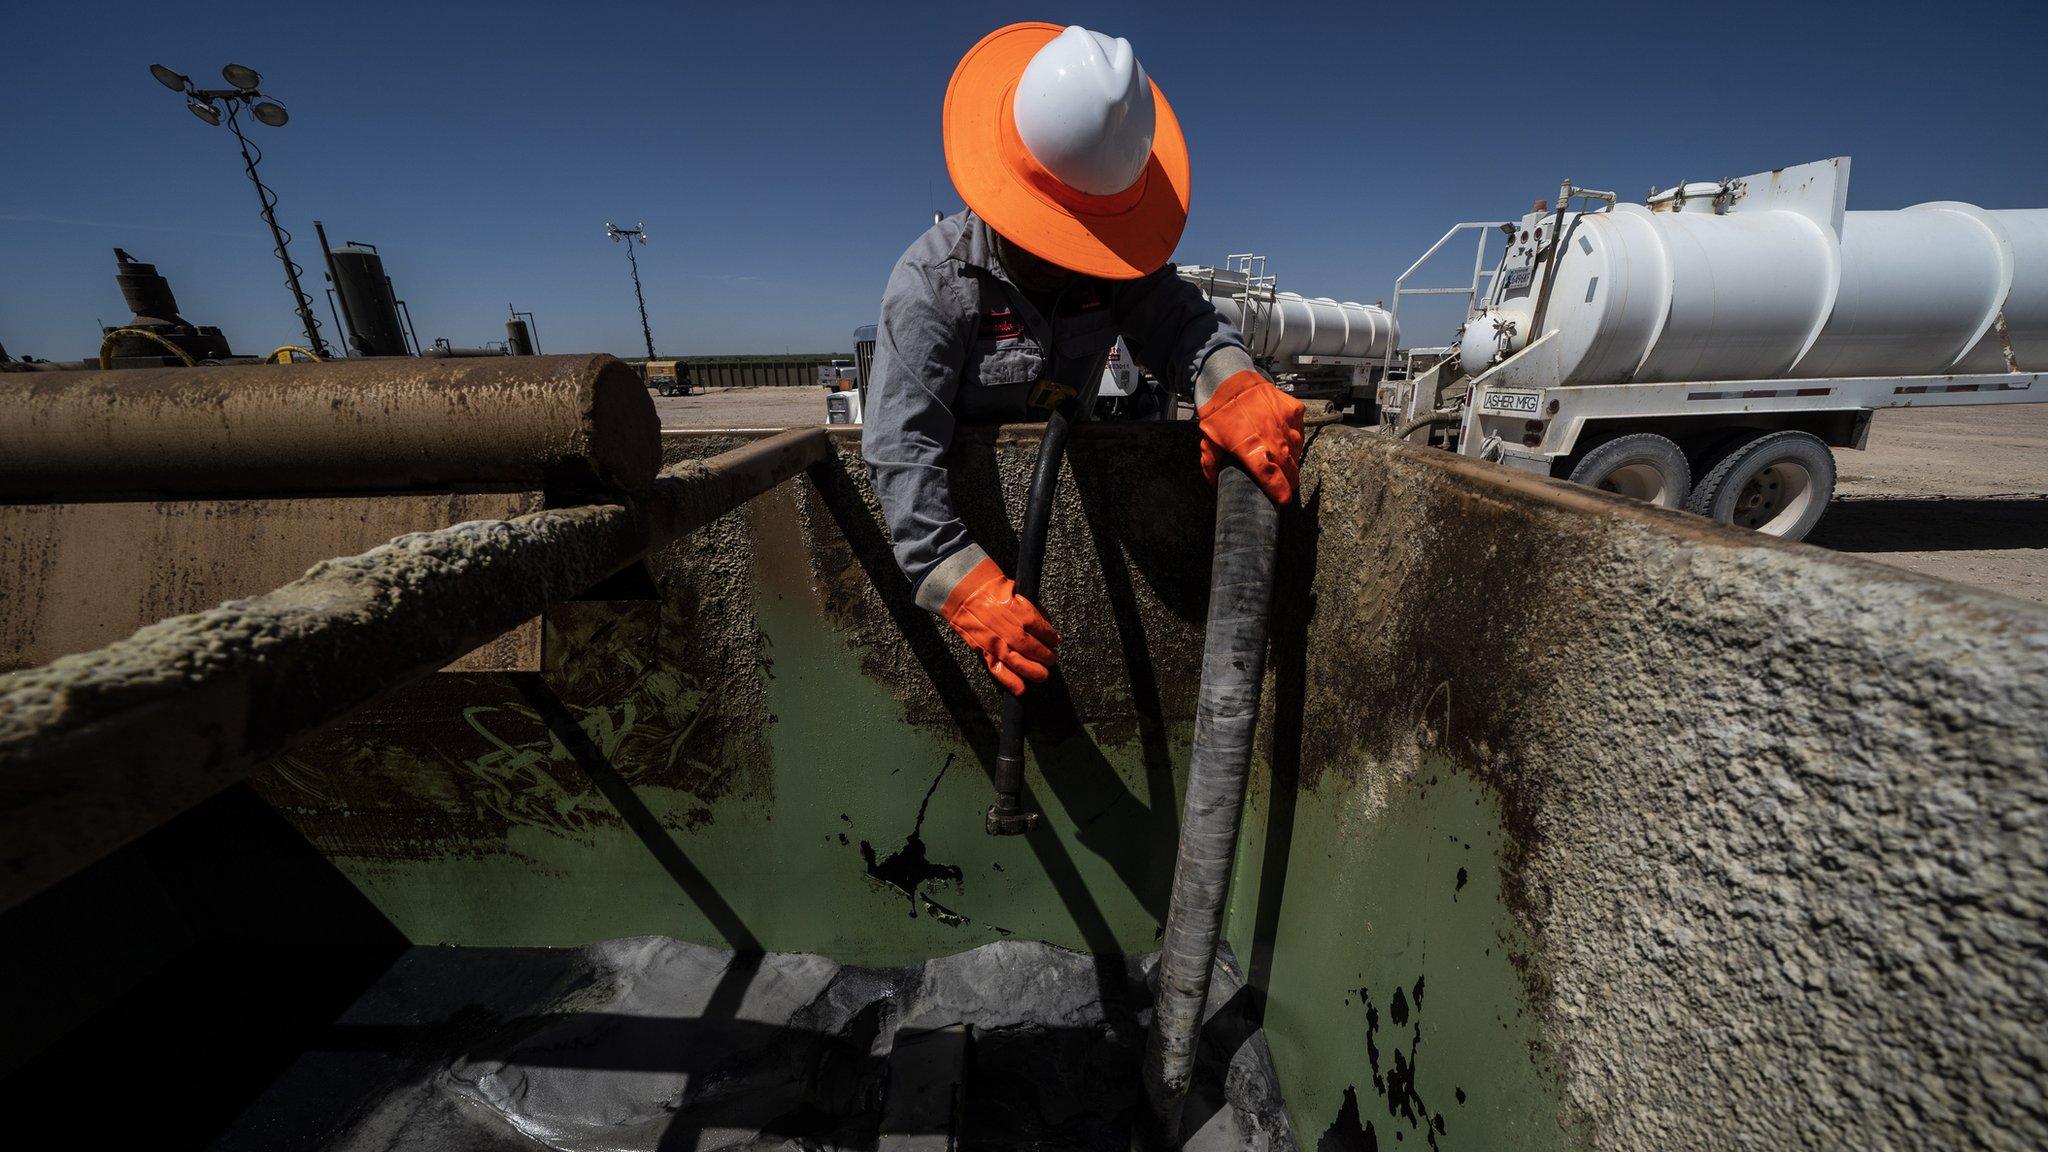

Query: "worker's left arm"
<box><xmin>1114</xmin><ymin>267</ymin><xmax>1306</xmax><ymax>505</ymax></box>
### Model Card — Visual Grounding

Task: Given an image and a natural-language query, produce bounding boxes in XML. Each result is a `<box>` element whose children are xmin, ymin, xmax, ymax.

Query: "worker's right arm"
<box><xmin>860</xmin><ymin>256</ymin><xmax>995</xmax><ymax>611</ymax></box>
<box><xmin>862</xmin><ymin>256</ymin><xmax>1058</xmax><ymax>695</ymax></box>
<box><xmin>862</xmin><ymin>257</ymin><xmax>984</xmax><ymax>607</ymax></box>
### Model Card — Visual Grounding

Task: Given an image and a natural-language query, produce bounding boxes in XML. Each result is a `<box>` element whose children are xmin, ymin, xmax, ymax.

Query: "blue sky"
<box><xmin>4</xmin><ymin>0</ymin><xmax>2043</xmax><ymax>360</ymax></box>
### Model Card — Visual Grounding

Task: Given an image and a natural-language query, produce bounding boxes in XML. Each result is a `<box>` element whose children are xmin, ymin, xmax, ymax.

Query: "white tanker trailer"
<box><xmin>1383</xmin><ymin>157</ymin><xmax>2048</xmax><ymax>539</ymax></box>
<box><xmin>1179</xmin><ymin>262</ymin><xmax>1399</xmax><ymax>404</ymax></box>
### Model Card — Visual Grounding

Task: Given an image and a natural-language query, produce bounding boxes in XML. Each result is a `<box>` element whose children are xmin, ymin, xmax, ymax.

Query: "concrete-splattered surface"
<box><xmin>0</xmin><ymin>491</ymin><xmax>542</xmax><ymax>672</ymax></box>
<box><xmin>1281</xmin><ymin>430</ymin><xmax>2048</xmax><ymax>1151</ymax></box>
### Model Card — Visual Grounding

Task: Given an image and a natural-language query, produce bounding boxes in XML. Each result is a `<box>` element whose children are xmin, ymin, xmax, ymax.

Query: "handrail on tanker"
<box><xmin>1380</xmin><ymin>221</ymin><xmax>1510</xmax><ymax>394</ymax></box>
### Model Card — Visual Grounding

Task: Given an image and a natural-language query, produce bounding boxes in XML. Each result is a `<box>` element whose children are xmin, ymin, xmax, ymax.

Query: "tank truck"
<box><xmin>1381</xmin><ymin>157</ymin><xmax>2048</xmax><ymax>539</ymax></box>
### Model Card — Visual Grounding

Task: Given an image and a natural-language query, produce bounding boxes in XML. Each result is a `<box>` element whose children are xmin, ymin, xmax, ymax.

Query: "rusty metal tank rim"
<box><xmin>0</xmin><ymin>354</ymin><xmax>660</xmax><ymax>503</ymax></box>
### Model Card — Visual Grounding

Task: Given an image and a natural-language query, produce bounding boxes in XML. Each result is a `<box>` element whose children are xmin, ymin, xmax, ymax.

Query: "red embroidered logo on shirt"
<box><xmin>978</xmin><ymin>308</ymin><xmax>1024</xmax><ymax>340</ymax></box>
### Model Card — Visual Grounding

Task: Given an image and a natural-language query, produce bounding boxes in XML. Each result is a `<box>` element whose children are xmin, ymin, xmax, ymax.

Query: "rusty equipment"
<box><xmin>0</xmin><ymin>354</ymin><xmax>659</xmax><ymax>501</ymax></box>
<box><xmin>100</xmin><ymin>248</ymin><xmax>236</xmax><ymax>366</ymax></box>
<box><xmin>0</xmin><ymin>355</ymin><xmax>829</xmax><ymax>911</ymax></box>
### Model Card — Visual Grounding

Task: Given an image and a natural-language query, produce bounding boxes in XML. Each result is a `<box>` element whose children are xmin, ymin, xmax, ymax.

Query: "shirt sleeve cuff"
<box><xmin>914</xmin><ymin>543</ymin><xmax>990</xmax><ymax>614</ymax></box>
<box><xmin>1194</xmin><ymin>345</ymin><xmax>1257</xmax><ymax>407</ymax></box>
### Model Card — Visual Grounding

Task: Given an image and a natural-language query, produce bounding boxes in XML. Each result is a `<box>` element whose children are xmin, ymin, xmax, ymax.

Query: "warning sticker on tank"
<box><xmin>1479</xmin><ymin>389</ymin><xmax>1542</xmax><ymax>416</ymax></box>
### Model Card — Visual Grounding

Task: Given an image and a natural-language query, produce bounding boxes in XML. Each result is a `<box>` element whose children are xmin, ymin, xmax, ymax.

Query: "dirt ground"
<box><xmin>658</xmin><ymin>388</ymin><xmax>2048</xmax><ymax>605</ymax></box>
<box><xmin>655</xmin><ymin>386</ymin><xmax>825</xmax><ymax>430</ymax></box>
<box><xmin>1809</xmin><ymin>405</ymin><xmax>2048</xmax><ymax>604</ymax></box>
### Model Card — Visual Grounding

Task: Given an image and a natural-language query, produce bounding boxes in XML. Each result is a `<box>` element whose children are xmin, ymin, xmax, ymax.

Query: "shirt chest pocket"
<box><xmin>1053</xmin><ymin>311</ymin><xmax>1118</xmax><ymax>367</ymax></box>
<box><xmin>970</xmin><ymin>342</ymin><xmax>1045</xmax><ymax>389</ymax></box>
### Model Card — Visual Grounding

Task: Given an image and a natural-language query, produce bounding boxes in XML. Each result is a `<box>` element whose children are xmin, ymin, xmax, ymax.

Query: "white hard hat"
<box><xmin>1011</xmin><ymin>26</ymin><xmax>1157</xmax><ymax>198</ymax></box>
<box><xmin>943</xmin><ymin>22</ymin><xmax>1189</xmax><ymax>279</ymax></box>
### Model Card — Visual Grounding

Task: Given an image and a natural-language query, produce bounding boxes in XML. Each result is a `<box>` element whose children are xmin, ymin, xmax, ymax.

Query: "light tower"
<box><xmin>604</xmin><ymin>222</ymin><xmax>657</xmax><ymax>361</ymax></box>
<box><xmin>149</xmin><ymin>62</ymin><xmax>328</xmax><ymax>358</ymax></box>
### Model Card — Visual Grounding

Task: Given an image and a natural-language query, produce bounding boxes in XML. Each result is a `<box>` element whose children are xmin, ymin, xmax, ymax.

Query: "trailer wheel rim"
<box><xmin>1732</xmin><ymin>461</ymin><xmax>1815</xmax><ymax>534</ymax></box>
<box><xmin>1599</xmin><ymin>462</ymin><xmax>1674</xmax><ymax>505</ymax></box>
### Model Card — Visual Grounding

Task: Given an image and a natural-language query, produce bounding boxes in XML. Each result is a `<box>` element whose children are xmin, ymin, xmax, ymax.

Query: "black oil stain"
<box><xmin>1454</xmin><ymin>867</ymin><xmax>1467</xmax><ymax>897</ymax></box>
<box><xmin>837</xmin><ymin>832</ymin><xmax>848</xmax><ymax>846</ymax></box>
<box><xmin>1358</xmin><ymin>981</ymin><xmax>1442</xmax><ymax>1150</ymax></box>
<box><xmin>1455</xmin><ymin>1087</ymin><xmax>1465</xmax><ymax>1105</ymax></box>
<box><xmin>1362</xmin><ymin>990</ymin><xmax>1384</xmax><ymax>1097</ymax></box>
<box><xmin>921</xmin><ymin>892</ymin><xmax>1013</xmax><ymax>936</ymax></box>
<box><xmin>920</xmin><ymin>893</ymin><xmax>968</xmax><ymax>927</ymax></box>
<box><xmin>859</xmin><ymin>754</ymin><xmax>964</xmax><ymax>920</ymax></box>
<box><xmin>1316</xmin><ymin>1085</ymin><xmax>1378</xmax><ymax>1152</ymax></box>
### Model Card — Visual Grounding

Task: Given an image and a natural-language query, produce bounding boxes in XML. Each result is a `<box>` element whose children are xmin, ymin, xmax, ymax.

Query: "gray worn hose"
<box><xmin>1140</xmin><ymin>464</ymin><xmax>1282</xmax><ymax>1145</ymax></box>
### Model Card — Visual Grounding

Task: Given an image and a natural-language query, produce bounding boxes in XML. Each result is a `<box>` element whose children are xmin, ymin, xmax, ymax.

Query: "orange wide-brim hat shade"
<box><xmin>943</xmin><ymin>22</ymin><xmax>1190</xmax><ymax>281</ymax></box>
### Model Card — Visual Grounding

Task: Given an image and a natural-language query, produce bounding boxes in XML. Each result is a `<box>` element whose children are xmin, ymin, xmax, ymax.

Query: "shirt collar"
<box><xmin>944</xmin><ymin>211</ymin><xmax>1002</xmax><ymax>275</ymax></box>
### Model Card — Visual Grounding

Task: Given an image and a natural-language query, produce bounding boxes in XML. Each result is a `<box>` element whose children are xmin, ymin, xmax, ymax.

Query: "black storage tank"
<box><xmin>327</xmin><ymin>244</ymin><xmax>409</xmax><ymax>357</ymax></box>
<box><xmin>506</xmin><ymin>318</ymin><xmax>535</xmax><ymax>356</ymax></box>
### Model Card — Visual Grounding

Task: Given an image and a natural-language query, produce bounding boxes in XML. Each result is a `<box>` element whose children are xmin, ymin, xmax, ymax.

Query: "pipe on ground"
<box><xmin>0</xmin><ymin>354</ymin><xmax>659</xmax><ymax>501</ymax></box>
<box><xmin>1141</xmin><ymin>464</ymin><xmax>1283</xmax><ymax>1145</ymax></box>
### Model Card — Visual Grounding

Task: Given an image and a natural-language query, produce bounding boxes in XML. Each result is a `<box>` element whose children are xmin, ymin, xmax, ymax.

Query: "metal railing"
<box><xmin>1223</xmin><ymin>253</ymin><xmax>1277</xmax><ymax>368</ymax></box>
<box><xmin>1380</xmin><ymin>221</ymin><xmax>1510</xmax><ymax>388</ymax></box>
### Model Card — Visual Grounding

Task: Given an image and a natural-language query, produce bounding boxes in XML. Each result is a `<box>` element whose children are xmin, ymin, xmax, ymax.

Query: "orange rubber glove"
<box><xmin>1198</xmin><ymin>369</ymin><xmax>1306</xmax><ymax>506</ymax></box>
<box><xmin>939</xmin><ymin>556</ymin><xmax>1061</xmax><ymax>696</ymax></box>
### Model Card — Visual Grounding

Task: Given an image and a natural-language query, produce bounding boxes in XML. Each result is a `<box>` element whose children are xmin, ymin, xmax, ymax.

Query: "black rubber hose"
<box><xmin>985</xmin><ymin>405</ymin><xmax>1074</xmax><ymax>836</ymax></box>
<box><xmin>1396</xmin><ymin>411</ymin><xmax>1461</xmax><ymax>440</ymax></box>
<box><xmin>1140</xmin><ymin>464</ymin><xmax>1282</xmax><ymax>1144</ymax></box>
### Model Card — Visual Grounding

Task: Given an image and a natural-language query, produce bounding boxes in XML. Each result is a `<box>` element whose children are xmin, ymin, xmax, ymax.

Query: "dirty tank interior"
<box><xmin>2</xmin><ymin>373</ymin><xmax>2044</xmax><ymax>1150</ymax></box>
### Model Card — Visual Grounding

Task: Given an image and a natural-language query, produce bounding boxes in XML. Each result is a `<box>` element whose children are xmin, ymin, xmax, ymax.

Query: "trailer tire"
<box><xmin>1566</xmin><ymin>433</ymin><xmax>1692</xmax><ymax>508</ymax></box>
<box><xmin>1685</xmin><ymin>430</ymin><xmax>1835</xmax><ymax>541</ymax></box>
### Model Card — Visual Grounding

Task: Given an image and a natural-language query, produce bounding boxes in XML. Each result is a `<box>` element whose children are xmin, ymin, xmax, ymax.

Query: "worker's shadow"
<box><xmin>941</xmin><ymin>422</ymin><xmax>1217</xmax><ymax>926</ymax></box>
<box><xmin>806</xmin><ymin>425</ymin><xmax>1212</xmax><ymax>928</ymax></box>
<box><xmin>804</xmin><ymin>443</ymin><xmax>1142</xmax><ymax>996</ymax></box>
<box><xmin>1050</xmin><ymin>424</ymin><xmax>1216</xmax><ymax>924</ymax></box>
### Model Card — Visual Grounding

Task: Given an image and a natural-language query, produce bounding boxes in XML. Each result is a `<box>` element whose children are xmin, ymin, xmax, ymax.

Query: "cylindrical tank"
<box><xmin>327</xmin><ymin>245</ymin><xmax>409</xmax><ymax>357</ymax></box>
<box><xmin>1210</xmin><ymin>292</ymin><xmax>1398</xmax><ymax>362</ymax></box>
<box><xmin>1468</xmin><ymin>196</ymin><xmax>2048</xmax><ymax>383</ymax></box>
<box><xmin>506</xmin><ymin>318</ymin><xmax>535</xmax><ymax>356</ymax></box>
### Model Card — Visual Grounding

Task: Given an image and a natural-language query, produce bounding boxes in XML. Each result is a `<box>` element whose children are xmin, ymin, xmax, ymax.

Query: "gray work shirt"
<box><xmin>861</xmin><ymin>210</ymin><xmax>1248</xmax><ymax>609</ymax></box>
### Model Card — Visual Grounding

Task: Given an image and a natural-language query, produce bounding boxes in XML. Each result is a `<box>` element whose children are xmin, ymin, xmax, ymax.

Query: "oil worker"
<box><xmin>862</xmin><ymin>22</ymin><xmax>1304</xmax><ymax>695</ymax></box>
